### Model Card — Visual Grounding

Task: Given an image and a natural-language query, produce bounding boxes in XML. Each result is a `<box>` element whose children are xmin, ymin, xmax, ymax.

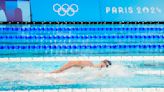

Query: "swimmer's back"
<box><xmin>70</xmin><ymin>60</ymin><xmax>93</xmax><ymax>67</ymax></box>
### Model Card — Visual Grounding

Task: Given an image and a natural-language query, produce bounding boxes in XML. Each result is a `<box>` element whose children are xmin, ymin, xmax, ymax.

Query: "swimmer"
<box><xmin>51</xmin><ymin>59</ymin><xmax>112</xmax><ymax>73</ymax></box>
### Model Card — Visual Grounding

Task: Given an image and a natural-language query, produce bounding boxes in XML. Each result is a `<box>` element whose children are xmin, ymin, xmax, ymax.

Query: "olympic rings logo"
<box><xmin>53</xmin><ymin>4</ymin><xmax>78</xmax><ymax>16</ymax></box>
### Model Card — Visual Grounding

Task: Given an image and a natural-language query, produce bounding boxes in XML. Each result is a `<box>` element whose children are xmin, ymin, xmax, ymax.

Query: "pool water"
<box><xmin>0</xmin><ymin>60</ymin><xmax>164</xmax><ymax>90</ymax></box>
<box><xmin>0</xmin><ymin>24</ymin><xmax>164</xmax><ymax>57</ymax></box>
<box><xmin>0</xmin><ymin>24</ymin><xmax>164</xmax><ymax>91</ymax></box>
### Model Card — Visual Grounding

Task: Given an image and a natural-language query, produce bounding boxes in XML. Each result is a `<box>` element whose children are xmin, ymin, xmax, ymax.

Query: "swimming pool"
<box><xmin>0</xmin><ymin>57</ymin><xmax>164</xmax><ymax>91</ymax></box>
<box><xmin>0</xmin><ymin>24</ymin><xmax>164</xmax><ymax>57</ymax></box>
<box><xmin>0</xmin><ymin>24</ymin><xmax>164</xmax><ymax>91</ymax></box>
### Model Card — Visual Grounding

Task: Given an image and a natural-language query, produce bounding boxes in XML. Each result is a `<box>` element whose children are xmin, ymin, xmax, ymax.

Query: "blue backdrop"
<box><xmin>1</xmin><ymin>0</ymin><xmax>164</xmax><ymax>22</ymax></box>
<box><xmin>30</xmin><ymin>0</ymin><xmax>164</xmax><ymax>21</ymax></box>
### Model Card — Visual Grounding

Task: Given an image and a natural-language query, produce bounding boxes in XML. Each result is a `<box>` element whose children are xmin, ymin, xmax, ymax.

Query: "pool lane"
<box><xmin>0</xmin><ymin>25</ymin><xmax>164</xmax><ymax>57</ymax></box>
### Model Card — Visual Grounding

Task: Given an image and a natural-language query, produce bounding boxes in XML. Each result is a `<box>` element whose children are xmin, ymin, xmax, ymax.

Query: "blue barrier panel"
<box><xmin>30</xmin><ymin>0</ymin><xmax>100</xmax><ymax>21</ymax></box>
<box><xmin>30</xmin><ymin>0</ymin><xmax>164</xmax><ymax>22</ymax></box>
<box><xmin>99</xmin><ymin>0</ymin><xmax>164</xmax><ymax>21</ymax></box>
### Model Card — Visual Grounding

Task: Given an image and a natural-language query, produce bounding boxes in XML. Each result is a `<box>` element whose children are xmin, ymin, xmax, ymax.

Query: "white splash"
<box><xmin>0</xmin><ymin>65</ymin><xmax>134</xmax><ymax>85</ymax></box>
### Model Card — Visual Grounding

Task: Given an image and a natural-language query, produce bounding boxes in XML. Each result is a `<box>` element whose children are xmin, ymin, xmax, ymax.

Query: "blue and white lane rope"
<box><xmin>0</xmin><ymin>45</ymin><xmax>164</xmax><ymax>49</ymax></box>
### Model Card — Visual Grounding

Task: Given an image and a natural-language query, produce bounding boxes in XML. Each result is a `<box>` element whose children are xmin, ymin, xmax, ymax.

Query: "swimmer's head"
<box><xmin>98</xmin><ymin>59</ymin><xmax>112</xmax><ymax>68</ymax></box>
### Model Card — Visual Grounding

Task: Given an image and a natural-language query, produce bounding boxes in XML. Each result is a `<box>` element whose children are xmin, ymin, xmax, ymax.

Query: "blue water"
<box><xmin>0</xmin><ymin>24</ymin><xmax>164</xmax><ymax>57</ymax></box>
<box><xmin>0</xmin><ymin>60</ymin><xmax>164</xmax><ymax>91</ymax></box>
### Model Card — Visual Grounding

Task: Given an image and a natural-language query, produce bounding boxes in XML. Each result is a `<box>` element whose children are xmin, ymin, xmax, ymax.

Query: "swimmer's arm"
<box><xmin>51</xmin><ymin>69</ymin><xmax>62</xmax><ymax>73</ymax></box>
<box><xmin>51</xmin><ymin>61</ymin><xmax>80</xmax><ymax>73</ymax></box>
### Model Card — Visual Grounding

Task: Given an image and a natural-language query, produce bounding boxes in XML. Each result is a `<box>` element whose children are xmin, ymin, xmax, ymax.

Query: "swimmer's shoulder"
<box><xmin>80</xmin><ymin>60</ymin><xmax>94</xmax><ymax>66</ymax></box>
<box><xmin>71</xmin><ymin>60</ymin><xmax>93</xmax><ymax>67</ymax></box>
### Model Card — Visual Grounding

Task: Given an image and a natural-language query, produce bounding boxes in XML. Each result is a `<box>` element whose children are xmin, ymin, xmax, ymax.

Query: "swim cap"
<box><xmin>103</xmin><ymin>60</ymin><xmax>112</xmax><ymax>67</ymax></box>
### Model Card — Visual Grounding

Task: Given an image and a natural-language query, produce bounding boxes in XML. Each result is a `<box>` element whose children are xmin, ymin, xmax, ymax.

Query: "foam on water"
<box><xmin>0</xmin><ymin>64</ymin><xmax>134</xmax><ymax>86</ymax></box>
